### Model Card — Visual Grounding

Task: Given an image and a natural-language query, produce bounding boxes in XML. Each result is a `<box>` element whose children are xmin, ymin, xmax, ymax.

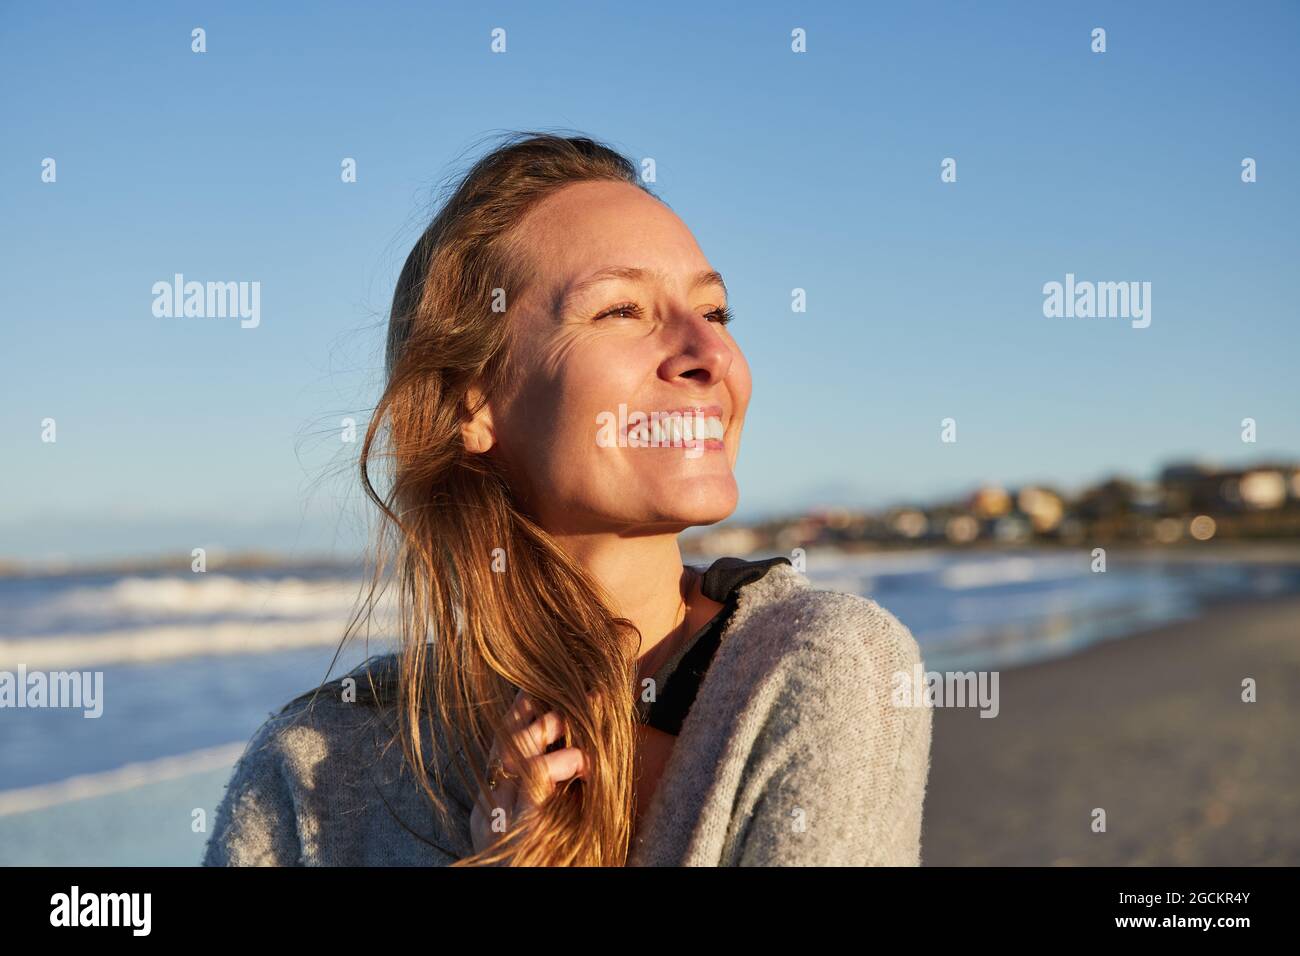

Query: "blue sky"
<box><xmin>2</xmin><ymin>1</ymin><xmax>1298</xmax><ymax>561</ymax></box>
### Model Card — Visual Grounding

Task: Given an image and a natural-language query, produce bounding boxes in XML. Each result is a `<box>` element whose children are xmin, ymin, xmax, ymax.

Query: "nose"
<box><xmin>657</xmin><ymin>309</ymin><xmax>733</xmax><ymax>386</ymax></box>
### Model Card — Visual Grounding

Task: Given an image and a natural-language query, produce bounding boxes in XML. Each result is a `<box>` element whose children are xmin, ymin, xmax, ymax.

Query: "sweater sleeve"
<box><xmin>202</xmin><ymin>713</ymin><xmax>304</xmax><ymax>866</ymax></box>
<box><xmin>731</xmin><ymin>596</ymin><xmax>933</xmax><ymax>866</ymax></box>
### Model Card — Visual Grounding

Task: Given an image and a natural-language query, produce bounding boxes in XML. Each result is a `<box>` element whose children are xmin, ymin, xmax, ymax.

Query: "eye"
<box><xmin>707</xmin><ymin>305</ymin><xmax>735</xmax><ymax>326</ymax></box>
<box><xmin>593</xmin><ymin>301</ymin><xmax>643</xmax><ymax>321</ymax></box>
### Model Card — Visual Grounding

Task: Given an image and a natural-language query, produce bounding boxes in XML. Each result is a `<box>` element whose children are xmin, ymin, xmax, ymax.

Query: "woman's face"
<box><xmin>477</xmin><ymin>179</ymin><xmax>751</xmax><ymax>535</ymax></box>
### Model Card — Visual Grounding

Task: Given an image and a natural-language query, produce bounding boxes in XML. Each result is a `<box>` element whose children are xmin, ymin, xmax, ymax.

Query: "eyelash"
<box><xmin>593</xmin><ymin>302</ymin><xmax>735</xmax><ymax>325</ymax></box>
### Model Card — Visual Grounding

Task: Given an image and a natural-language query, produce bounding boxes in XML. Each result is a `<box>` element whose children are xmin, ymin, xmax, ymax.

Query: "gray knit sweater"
<box><xmin>202</xmin><ymin>561</ymin><xmax>933</xmax><ymax>866</ymax></box>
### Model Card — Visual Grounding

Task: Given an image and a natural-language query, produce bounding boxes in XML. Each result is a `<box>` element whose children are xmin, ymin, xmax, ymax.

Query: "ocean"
<box><xmin>1</xmin><ymin>548</ymin><xmax>1297</xmax><ymax>864</ymax></box>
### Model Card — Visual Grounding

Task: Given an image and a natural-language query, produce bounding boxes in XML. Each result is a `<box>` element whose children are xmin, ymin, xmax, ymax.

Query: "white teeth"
<box><xmin>639</xmin><ymin>413</ymin><xmax>725</xmax><ymax>445</ymax></box>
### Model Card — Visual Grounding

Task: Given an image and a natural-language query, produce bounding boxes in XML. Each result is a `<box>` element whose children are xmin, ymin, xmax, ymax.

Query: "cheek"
<box><xmin>513</xmin><ymin>344</ymin><xmax>641</xmax><ymax>474</ymax></box>
<box><xmin>560</xmin><ymin>341</ymin><xmax>644</xmax><ymax>429</ymax></box>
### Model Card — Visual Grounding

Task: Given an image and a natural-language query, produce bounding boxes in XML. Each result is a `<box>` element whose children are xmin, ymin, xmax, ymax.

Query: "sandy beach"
<box><xmin>921</xmin><ymin>593</ymin><xmax>1300</xmax><ymax>865</ymax></box>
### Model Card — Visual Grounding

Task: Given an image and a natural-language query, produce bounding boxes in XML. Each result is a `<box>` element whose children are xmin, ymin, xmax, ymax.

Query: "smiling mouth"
<box><xmin>628</xmin><ymin>405</ymin><xmax>726</xmax><ymax>450</ymax></box>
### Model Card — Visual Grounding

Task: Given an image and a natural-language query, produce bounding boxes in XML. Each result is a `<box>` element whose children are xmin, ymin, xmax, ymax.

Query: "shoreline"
<box><xmin>8</xmin><ymin>540</ymin><xmax>1300</xmax><ymax>580</ymax></box>
<box><xmin>921</xmin><ymin>591</ymin><xmax>1300</xmax><ymax>865</ymax></box>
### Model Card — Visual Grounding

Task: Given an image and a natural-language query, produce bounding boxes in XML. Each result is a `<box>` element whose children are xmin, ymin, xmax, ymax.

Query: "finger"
<box><xmin>496</xmin><ymin>713</ymin><xmax>565</xmax><ymax>786</ymax></box>
<box><xmin>544</xmin><ymin>746</ymin><xmax>587</xmax><ymax>782</ymax></box>
<box><xmin>511</xmin><ymin>709</ymin><xmax>565</xmax><ymax>761</ymax></box>
<box><xmin>514</xmin><ymin>747</ymin><xmax>587</xmax><ymax>812</ymax></box>
<box><xmin>490</xmin><ymin>689</ymin><xmax>537</xmax><ymax>770</ymax></box>
<box><xmin>530</xmin><ymin>746</ymin><xmax>586</xmax><ymax>787</ymax></box>
<box><xmin>502</xmin><ymin>687</ymin><xmax>536</xmax><ymax>735</ymax></box>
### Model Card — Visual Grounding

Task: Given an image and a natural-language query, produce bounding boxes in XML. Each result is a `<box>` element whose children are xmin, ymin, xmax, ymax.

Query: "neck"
<box><xmin>549</xmin><ymin>531</ymin><xmax>711</xmax><ymax>680</ymax></box>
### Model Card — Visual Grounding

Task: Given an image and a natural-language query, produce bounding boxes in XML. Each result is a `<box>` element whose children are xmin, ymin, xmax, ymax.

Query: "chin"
<box><xmin>652</xmin><ymin>474</ymin><xmax>739</xmax><ymax>525</ymax></box>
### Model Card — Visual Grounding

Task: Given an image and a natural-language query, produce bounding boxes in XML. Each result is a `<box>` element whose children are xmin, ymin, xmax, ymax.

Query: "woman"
<box><xmin>203</xmin><ymin>132</ymin><xmax>932</xmax><ymax>867</ymax></box>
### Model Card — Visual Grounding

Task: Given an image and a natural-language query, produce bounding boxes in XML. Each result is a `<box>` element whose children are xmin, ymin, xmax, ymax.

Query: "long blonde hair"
<box><xmin>349</xmin><ymin>132</ymin><xmax>659</xmax><ymax>866</ymax></box>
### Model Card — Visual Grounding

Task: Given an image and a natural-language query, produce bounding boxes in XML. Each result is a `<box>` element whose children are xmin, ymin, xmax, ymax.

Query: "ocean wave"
<box><xmin>0</xmin><ymin>618</ymin><xmax>385</xmax><ymax>669</ymax></box>
<box><xmin>25</xmin><ymin>574</ymin><xmax>361</xmax><ymax>622</ymax></box>
<box><xmin>0</xmin><ymin>742</ymin><xmax>246</xmax><ymax>817</ymax></box>
<box><xmin>938</xmin><ymin>554</ymin><xmax>1084</xmax><ymax>590</ymax></box>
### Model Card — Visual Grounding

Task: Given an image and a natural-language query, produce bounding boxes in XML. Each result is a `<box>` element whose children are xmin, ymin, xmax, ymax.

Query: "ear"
<box><xmin>461</xmin><ymin>384</ymin><xmax>496</xmax><ymax>454</ymax></box>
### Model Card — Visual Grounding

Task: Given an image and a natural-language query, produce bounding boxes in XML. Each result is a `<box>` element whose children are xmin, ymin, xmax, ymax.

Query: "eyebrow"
<box><xmin>552</xmin><ymin>266</ymin><xmax>728</xmax><ymax>318</ymax></box>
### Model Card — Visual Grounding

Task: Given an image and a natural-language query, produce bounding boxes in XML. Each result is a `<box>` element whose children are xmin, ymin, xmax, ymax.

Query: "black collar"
<box><xmin>637</xmin><ymin>555</ymin><xmax>792</xmax><ymax>732</ymax></box>
<box><xmin>697</xmin><ymin>554</ymin><xmax>793</xmax><ymax>604</ymax></box>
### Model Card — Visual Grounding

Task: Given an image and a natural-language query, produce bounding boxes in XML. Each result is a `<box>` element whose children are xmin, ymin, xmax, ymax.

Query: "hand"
<box><xmin>469</xmin><ymin>687</ymin><xmax>587</xmax><ymax>856</ymax></box>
